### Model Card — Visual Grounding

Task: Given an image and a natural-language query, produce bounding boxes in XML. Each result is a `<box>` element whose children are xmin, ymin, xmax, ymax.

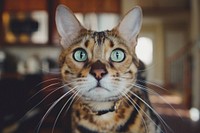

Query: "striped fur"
<box><xmin>56</xmin><ymin>5</ymin><xmax>162</xmax><ymax>133</ymax></box>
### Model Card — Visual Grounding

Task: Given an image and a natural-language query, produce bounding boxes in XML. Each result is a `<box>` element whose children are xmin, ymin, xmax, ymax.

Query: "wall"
<box><xmin>191</xmin><ymin>0</ymin><xmax>200</xmax><ymax>109</ymax></box>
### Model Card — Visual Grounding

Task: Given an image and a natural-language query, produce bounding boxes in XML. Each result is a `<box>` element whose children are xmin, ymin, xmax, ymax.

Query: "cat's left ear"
<box><xmin>116</xmin><ymin>6</ymin><xmax>142</xmax><ymax>47</ymax></box>
<box><xmin>56</xmin><ymin>5</ymin><xmax>84</xmax><ymax>48</ymax></box>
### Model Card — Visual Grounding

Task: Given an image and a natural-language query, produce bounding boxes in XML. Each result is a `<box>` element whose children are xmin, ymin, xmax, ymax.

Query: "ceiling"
<box><xmin>138</xmin><ymin>0</ymin><xmax>190</xmax><ymax>9</ymax></box>
<box><xmin>134</xmin><ymin>0</ymin><xmax>191</xmax><ymax>24</ymax></box>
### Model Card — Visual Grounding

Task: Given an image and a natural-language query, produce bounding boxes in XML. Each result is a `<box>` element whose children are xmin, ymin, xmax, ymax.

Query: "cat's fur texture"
<box><xmin>56</xmin><ymin>5</ymin><xmax>162</xmax><ymax>133</ymax></box>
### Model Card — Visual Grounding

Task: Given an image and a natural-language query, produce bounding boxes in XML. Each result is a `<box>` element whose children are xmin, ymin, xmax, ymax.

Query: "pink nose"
<box><xmin>91</xmin><ymin>69</ymin><xmax>107</xmax><ymax>80</ymax></box>
<box><xmin>90</xmin><ymin>60</ymin><xmax>107</xmax><ymax>81</ymax></box>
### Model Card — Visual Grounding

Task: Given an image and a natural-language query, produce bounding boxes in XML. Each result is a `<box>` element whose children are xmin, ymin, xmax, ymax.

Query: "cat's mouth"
<box><xmin>89</xmin><ymin>80</ymin><xmax>110</xmax><ymax>92</ymax></box>
<box><xmin>88</xmin><ymin>86</ymin><xmax>110</xmax><ymax>92</ymax></box>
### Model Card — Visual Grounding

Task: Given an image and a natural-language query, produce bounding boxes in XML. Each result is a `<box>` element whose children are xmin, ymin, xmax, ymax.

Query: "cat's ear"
<box><xmin>56</xmin><ymin>5</ymin><xmax>84</xmax><ymax>48</ymax></box>
<box><xmin>116</xmin><ymin>6</ymin><xmax>142</xmax><ymax>46</ymax></box>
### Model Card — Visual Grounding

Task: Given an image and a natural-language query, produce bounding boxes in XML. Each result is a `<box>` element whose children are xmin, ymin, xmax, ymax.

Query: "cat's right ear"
<box><xmin>115</xmin><ymin>6</ymin><xmax>142</xmax><ymax>47</ymax></box>
<box><xmin>56</xmin><ymin>5</ymin><xmax>84</xmax><ymax>48</ymax></box>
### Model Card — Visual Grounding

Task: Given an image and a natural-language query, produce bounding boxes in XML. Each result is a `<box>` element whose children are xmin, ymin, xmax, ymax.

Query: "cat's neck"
<box><xmin>75</xmin><ymin>99</ymin><xmax>123</xmax><ymax>115</ymax></box>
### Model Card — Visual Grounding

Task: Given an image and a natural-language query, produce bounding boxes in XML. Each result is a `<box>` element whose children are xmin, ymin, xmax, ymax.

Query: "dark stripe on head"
<box><xmin>110</xmin><ymin>40</ymin><xmax>115</xmax><ymax>47</ymax></box>
<box><xmin>92</xmin><ymin>31</ymin><xmax>106</xmax><ymax>45</ymax></box>
<box><xmin>84</xmin><ymin>40</ymin><xmax>90</xmax><ymax>48</ymax></box>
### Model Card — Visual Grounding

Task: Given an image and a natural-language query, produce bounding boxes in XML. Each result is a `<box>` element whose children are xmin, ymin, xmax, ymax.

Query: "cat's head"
<box><xmin>56</xmin><ymin>5</ymin><xmax>142</xmax><ymax>102</ymax></box>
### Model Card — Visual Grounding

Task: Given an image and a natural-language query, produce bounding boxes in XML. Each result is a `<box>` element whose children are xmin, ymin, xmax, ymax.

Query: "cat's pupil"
<box><xmin>80</xmin><ymin>52</ymin><xmax>84</xmax><ymax>59</ymax></box>
<box><xmin>116</xmin><ymin>52</ymin><xmax>119</xmax><ymax>59</ymax></box>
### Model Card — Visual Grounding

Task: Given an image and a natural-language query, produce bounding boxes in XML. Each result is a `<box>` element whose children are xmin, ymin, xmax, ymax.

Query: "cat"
<box><xmin>55</xmin><ymin>4</ymin><xmax>163</xmax><ymax>133</ymax></box>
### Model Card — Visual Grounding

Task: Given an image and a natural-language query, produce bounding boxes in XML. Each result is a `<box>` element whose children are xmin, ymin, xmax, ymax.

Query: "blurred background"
<box><xmin>0</xmin><ymin>0</ymin><xmax>200</xmax><ymax>133</ymax></box>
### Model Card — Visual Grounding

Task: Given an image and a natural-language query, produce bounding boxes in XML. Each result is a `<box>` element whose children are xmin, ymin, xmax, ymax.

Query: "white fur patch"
<box><xmin>78</xmin><ymin>74</ymin><xmax>128</xmax><ymax>102</ymax></box>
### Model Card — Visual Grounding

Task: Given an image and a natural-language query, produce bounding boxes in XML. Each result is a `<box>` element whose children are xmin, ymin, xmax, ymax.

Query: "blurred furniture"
<box><xmin>0</xmin><ymin>73</ymin><xmax>70</xmax><ymax>133</ymax></box>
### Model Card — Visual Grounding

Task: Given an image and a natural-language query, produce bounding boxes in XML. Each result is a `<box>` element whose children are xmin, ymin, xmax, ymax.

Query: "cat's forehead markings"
<box><xmin>92</xmin><ymin>31</ymin><xmax>106</xmax><ymax>46</ymax></box>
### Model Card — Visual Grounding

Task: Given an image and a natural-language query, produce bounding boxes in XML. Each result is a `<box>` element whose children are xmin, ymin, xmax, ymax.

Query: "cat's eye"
<box><xmin>73</xmin><ymin>48</ymin><xmax>88</xmax><ymax>62</ymax></box>
<box><xmin>110</xmin><ymin>49</ymin><xmax>125</xmax><ymax>62</ymax></box>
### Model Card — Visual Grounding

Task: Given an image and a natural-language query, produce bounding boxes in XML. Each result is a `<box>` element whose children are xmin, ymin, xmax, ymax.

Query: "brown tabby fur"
<box><xmin>56</xmin><ymin>5</ymin><xmax>162</xmax><ymax>133</ymax></box>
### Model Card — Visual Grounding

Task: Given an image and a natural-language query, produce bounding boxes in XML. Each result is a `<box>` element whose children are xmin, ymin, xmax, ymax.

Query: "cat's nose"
<box><xmin>90</xmin><ymin>60</ymin><xmax>107</xmax><ymax>81</ymax></box>
<box><xmin>91</xmin><ymin>69</ymin><xmax>107</xmax><ymax>81</ymax></box>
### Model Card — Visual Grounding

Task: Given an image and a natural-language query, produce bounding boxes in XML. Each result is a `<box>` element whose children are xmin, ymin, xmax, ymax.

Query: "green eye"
<box><xmin>73</xmin><ymin>49</ymin><xmax>88</xmax><ymax>62</ymax></box>
<box><xmin>110</xmin><ymin>49</ymin><xmax>125</xmax><ymax>62</ymax></box>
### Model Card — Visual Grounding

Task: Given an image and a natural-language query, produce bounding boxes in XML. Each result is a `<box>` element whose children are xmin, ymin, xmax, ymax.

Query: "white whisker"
<box><xmin>133</xmin><ymin>83</ymin><xmax>183</xmax><ymax>120</ymax></box>
<box><xmin>21</xmin><ymin>84</ymin><xmax>67</xmax><ymax>122</ymax></box>
<box><xmin>120</xmin><ymin>90</ymin><xmax>149</xmax><ymax>133</ymax></box>
<box><xmin>40</xmin><ymin>68</ymin><xmax>61</xmax><ymax>74</ymax></box>
<box><xmin>137</xmin><ymin>80</ymin><xmax>168</xmax><ymax>92</ymax></box>
<box><xmin>36</xmin><ymin>86</ymin><xmax>78</xmax><ymax>133</ymax></box>
<box><xmin>128</xmin><ymin>90</ymin><xmax>173</xmax><ymax>133</ymax></box>
<box><xmin>36</xmin><ymin>78</ymin><xmax>62</xmax><ymax>87</ymax></box>
<box><xmin>126</xmin><ymin>90</ymin><xmax>166</xmax><ymax>133</ymax></box>
<box><xmin>29</xmin><ymin>83</ymin><xmax>72</xmax><ymax>111</ymax></box>
<box><xmin>52</xmin><ymin>89</ymin><xmax>80</xmax><ymax>133</ymax></box>
<box><xmin>29</xmin><ymin>82</ymin><xmax>62</xmax><ymax>101</ymax></box>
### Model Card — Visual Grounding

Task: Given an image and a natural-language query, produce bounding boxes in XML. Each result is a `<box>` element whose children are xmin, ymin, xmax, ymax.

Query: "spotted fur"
<box><xmin>56</xmin><ymin>4</ymin><xmax>162</xmax><ymax>133</ymax></box>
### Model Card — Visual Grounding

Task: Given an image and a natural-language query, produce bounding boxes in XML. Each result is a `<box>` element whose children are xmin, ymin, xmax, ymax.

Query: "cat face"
<box><xmin>56</xmin><ymin>5</ymin><xmax>142</xmax><ymax>102</ymax></box>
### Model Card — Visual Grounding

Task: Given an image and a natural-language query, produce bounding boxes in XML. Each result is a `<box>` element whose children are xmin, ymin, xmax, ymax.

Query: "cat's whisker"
<box><xmin>133</xmin><ymin>83</ymin><xmax>183</xmax><ymax>120</ymax></box>
<box><xmin>125</xmin><ymin>90</ymin><xmax>166</xmax><ymax>133</ymax></box>
<box><xmin>64</xmin><ymin>89</ymin><xmax>83</xmax><ymax>116</ymax></box>
<box><xmin>27</xmin><ymin>77</ymin><xmax>63</xmax><ymax>101</ymax></box>
<box><xmin>28</xmin><ymin>79</ymin><xmax>81</xmax><ymax>102</ymax></box>
<box><xmin>121</xmin><ymin>75</ymin><xmax>135</xmax><ymax>80</ymax></box>
<box><xmin>120</xmin><ymin>90</ymin><xmax>149</xmax><ymax>133</ymax></box>
<box><xmin>98</xmin><ymin>76</ymin><xmax>171</xmax><ymax>132</ymax></box>
<box><xmin>114</xmin><ymin>77</ymin><xmax>179</xmax><ymax>117</ymax></box>
<box><xmin>20</xmin><ymin>83</ymin><xmax>68</xmax><ymax>122</ymax></box>
<box><xmin>112</xmin><ymin>76</ymin><xmax>137</xmax><ymax>83</ymax></box>
<box><xmin>40</xmin><ymin>68</ymin><xmax>61</xmax><ymax>74</ymax></box>
<box><xmin>36</xmin><ymin>78</ymin><xmax>62</xmax><ymax>87</ymax></box>
<box><xmin>28</xmin><ymin>82</ymin><xmax>62</xmax><ymax>101</ymax></box>
<box><xmin>52</xmin><ymin>89</ymin><xmax>81</xmax><ymax>133</ymax></box>
<box><xmin>137</xmin><ymin>79</ymin><xmax>168</xmax><ymax>92</ymax></box>
<box><xmin>113</xmin><ymin>77</ymin><xmax>173</xmax><ymax>132</ymax></box>
<box><xmin>137</xmin><ymin>62</ymin><xmax>157</xmax><ymax>73</ymax></box>
<box><xmin>128</xmin><ymin>90</ymin><xmax>173</xmax><ymax>133</ymax></box>
<box><xmin>43</xmin><ymin>71</ymin><xmax>61</xmax><ymax>74</ymax></box>
<box><xmin>66</xmin><ymin>77</ymin><xmax>88</xmax><ymax>83</ymax></box>
<box><xmin>27</xmin><ymin>83</ymin><xmax>74</xmax><ymax>119</ymax></box>
<box><xmin>36</xmin><ymin>86</ymin><xmax>78</xmax><ymax>133</ymax></box>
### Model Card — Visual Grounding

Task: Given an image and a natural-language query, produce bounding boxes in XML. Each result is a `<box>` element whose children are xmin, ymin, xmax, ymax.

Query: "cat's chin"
<box><xmin>81</xmin><ymin>94</ymin><xmax>121</xmax><ymax>102</ymax></box>
<box><xmin>79</xmin><ymin>86</ymin><xmax>122</xmax><ymax>102</ymax></box>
